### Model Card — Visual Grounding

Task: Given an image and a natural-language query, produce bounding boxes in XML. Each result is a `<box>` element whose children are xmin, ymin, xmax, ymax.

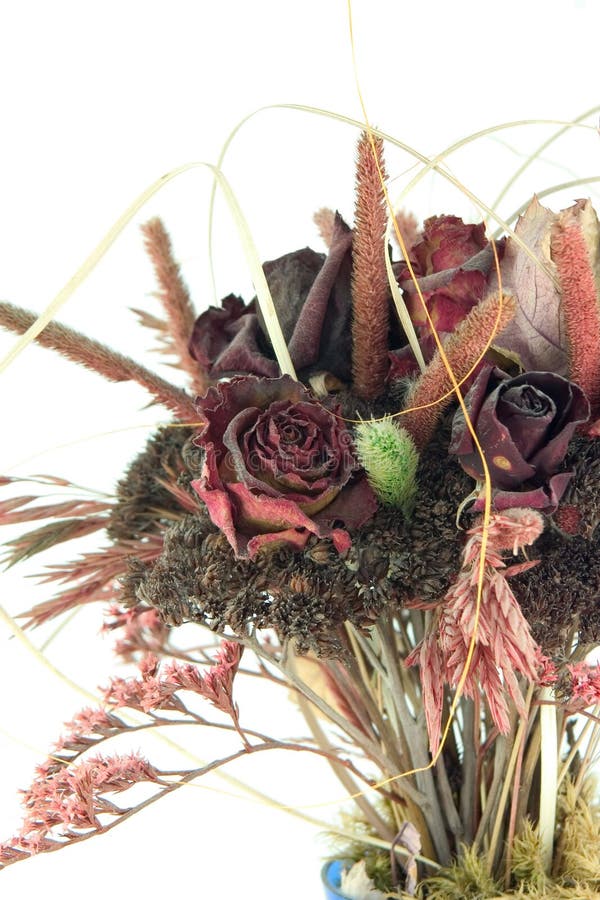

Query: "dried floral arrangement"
<box><xmin>1</xmin><ymin>119</ymin><xmax>600</xmax><ymax>899</ymax></box>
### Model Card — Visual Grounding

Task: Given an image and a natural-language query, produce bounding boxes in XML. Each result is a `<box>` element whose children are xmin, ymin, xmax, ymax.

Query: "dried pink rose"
<box><xmin>188</xmin><ymin>216</ymin><xmax>355</xmax><ymax>382</ymax></box>
<box><xmin>397</xmin><ymin>215</ymin><xmax>493</xmax><ymax>355</ymax></box>
<box><xmin>191</xmin><ymin>375</ymin><xmax>377</xmax><ymax>557</ymax></box>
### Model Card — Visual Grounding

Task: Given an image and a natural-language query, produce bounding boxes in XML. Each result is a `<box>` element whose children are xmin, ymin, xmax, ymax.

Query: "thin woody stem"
<box><xmin>375</xmin><ymin>615</ymin><xmax>452</xmax><ymax>865</ymax></box>
<box><xmin>459</xmin><ymin>698</ymin><xmax>477</xmax><ymax>844</ymax></box>
<box><xmin>294</xmin><ymin>686</ymin><xmax>397</xmax><ymax>842</ymax></box>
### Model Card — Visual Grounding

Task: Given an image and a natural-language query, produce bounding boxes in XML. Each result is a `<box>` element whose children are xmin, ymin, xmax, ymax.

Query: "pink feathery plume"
<box><xmin>19</xmin><ymin>534</ymin><xmax>164</xmax><ymax>629</ymax></box>
<box><xmin>140</xmin><ymin>218</ymin><xmax>206</xmax><ymax>396</ymax></box>
<box><xmin>402</xmin><ymin>292</ymin><xmax>516</xmax><ymax>450</ymax></box>
<box><xmin>393</xmin><ymin>209</ymin><xmax>420</xmax><ymax>259</ymax></box>
<box><xmin>313</xmin><ymin>207</ymin><xmax>337</xmax><ymax>249</ymax></box>
<box><xmin>551</xmin><ymin>199</ymin><xmax>600</xmax><ymax>419</ymax></box>
<box><xmin>0</xmin><ymin>301</ymin><xmax>198</xmax><ymax>422</ymax></box>
<box><xmin>351</xmin><ymin>132</ymin><xmax>390</xmax><ymax>400</ymax></box>
<box><xmin>406</xmin><ymin>509</ymin><xmax>546</xmax><ymax>755</ymax></box>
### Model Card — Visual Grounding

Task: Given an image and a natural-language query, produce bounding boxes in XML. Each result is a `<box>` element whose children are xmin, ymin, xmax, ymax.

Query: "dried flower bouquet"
<box><xmin>1</xmin><ymin>125</ymin><xmax>600</xmax><ymax>899</ymax></box>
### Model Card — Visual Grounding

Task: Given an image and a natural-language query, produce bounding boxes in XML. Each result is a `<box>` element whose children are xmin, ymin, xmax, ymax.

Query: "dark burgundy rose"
<box><xmin>191</xmin><ymin>375</ymin><xmax>377</xmax><ymax>557</ymax></box>
<box><xmin>188</xmin><ymin>214</ymin><xmax>354</xmax><ymax>381</ymax></box>
<box><xmin>449</xmin><ymin>366</ymin><xmax>590</xmax><ymax>511</ymax></box>
<box><xmin>188</xmin><ymin>295</ymin><xmax>279</xmax><ymax>378</ymax></box>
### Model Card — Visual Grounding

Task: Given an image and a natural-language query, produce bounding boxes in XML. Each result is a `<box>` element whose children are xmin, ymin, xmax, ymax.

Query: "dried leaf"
<box><xmin>494</xmin><ymin>196</ymin><xmax>568</xmax><ymax>373</ymax></box>
<box><xmin>20</xmin><ymin>534</ymin><xmax>163</xmax><ymax>628</ymax></box>
<box><xmin>2</xmin><ymin>517</ymin><xmax>109</xmax><ymax>567</ymax></box>
<box><xmin>392</xmin><ymin>822</ymin><xmax>422</xmax><ymax>896</ymax></box>
<box><xmin>0</xmin><ymin>499</ymin><xmax>112</xmax><ymax>526</ymax></box>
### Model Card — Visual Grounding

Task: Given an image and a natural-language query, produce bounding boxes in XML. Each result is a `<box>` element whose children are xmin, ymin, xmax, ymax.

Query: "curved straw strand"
<box><xmin>505</xmin><ymin>175</ymin><xmax>600</xmax><ymax>227</ymax></box>
<box><xmin>491</xmin><ymin>104</ymin><xmax>600</xmax><ymax>214</ymax></box>
<box><xmin>208</xmin><ymin>105</ymin><xmax>595</xmax><ymax>302</ymax></box>
<box><xmin>0</xmin><ymin>164</ymin><xmax>295</xmax><ymax>380</ymax></box>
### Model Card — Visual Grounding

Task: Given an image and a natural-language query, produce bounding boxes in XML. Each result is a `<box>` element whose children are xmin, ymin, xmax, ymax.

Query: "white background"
<box><xmin>0</xmin><ymin>1</ymin><xmax>599</xmax><ymax>897</ymax></box>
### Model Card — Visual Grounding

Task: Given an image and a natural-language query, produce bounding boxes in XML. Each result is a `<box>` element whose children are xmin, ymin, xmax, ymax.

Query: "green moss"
<box><xmin>417</xmin><ymin>845</ymin><xmax>500</xmax><ymax>899</ymax></box>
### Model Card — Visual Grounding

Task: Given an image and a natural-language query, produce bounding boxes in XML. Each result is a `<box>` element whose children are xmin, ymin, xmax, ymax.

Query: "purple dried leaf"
<box><xmin>492</xmin><ymin>197</ymin><xmax>568</xmax><ymax>373</ymax></box>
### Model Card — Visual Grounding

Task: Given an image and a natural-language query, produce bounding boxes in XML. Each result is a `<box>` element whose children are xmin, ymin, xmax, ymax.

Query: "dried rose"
<box><xmin>410</xmin><ymin>215</ymin><xmax>488</xmax><ymax>274</ymax></box>
<box><xmin>449</xmin><ymin>365</ymin><xmax>590</xmax><ymax>510</ymax></box>
<box><xmin>397</xmin><ymin>215</ymin><xmax>494</xmax><ymax>355</ymax></box>
<box><xmin>188</xmin><ymin>215</ymin><xmax>354</xmax><ymax>381</ymax></box>
<box><xmin>191</xmin><ymin>375</ymin><xmax>377</xmax><ymax>557</ymax></box>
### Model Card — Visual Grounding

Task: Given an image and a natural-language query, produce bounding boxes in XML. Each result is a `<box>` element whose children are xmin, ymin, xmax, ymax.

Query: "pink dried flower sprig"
<box><xmin>566</xmin><ymin>661</ymin><xmax>600</xmax><ymax>709</ymax></box>
<box><xmin>102</xmin><ymin>654</ymin><xmax>184</xmax><ymax>715</ymax></box>
<box><xmin>102</xmin><ymin>642</ymin><xmax>244</xmax><ymax>729</ymax></box>
<box><xmin>407</xmin><ymin>509</ymin><xmax>548</xmax><ymax>754</ymax></box>
<box><xmin>163</xmin><ymin>640</ymin><xmax>243</xmax><ymax>718</ymax></box>
<box><xmin>53</xmin><ymin>708</ymin><xmax>125</xmax><ymax>758</ymax></box>
<box><xmin>17</xmin><ymin>752</ymin><xmax>164</xmax><ymax>843</ymax></box>
<box><xmin>102</xmin><ymin>604</ymin><xmax>170</xmax><ymax>663</ymax></box>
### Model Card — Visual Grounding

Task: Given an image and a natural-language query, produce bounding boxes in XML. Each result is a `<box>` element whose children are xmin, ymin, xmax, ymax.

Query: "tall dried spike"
<box><xmin>351</xmin><ymin>132</ymin><xmax>390</xmax><ymax>400</ymax></box>
<box><xmin>140</xmin><ymin>218</ymin><xmax>206</xmax><ymax>395</ymax></box>
<box><xmin>551</xmin><ymin>200</ymin><xmax>600</xmax><ymax>417</ymax></box>
<box><xmin>402</xmin><ymin>293</ymin><xmax>516</xmax><ymax>449</ymax></box>
<box><xmin>0</xmin><ymin>302</ymin><xmax>197</xmax><ymax>422</ymax></box>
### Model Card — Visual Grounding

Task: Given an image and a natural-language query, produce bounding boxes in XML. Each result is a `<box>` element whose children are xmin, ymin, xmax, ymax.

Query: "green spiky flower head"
<box><xmin>354</xmin><ymin>417</ymin><xmax>419</xmax><ymax>515</ymax></box>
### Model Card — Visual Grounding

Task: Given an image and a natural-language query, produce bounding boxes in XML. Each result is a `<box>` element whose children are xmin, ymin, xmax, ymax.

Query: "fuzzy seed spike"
<box><xmin>140</xmin><ymin>218</ymin><xmax>205</xmax><ymax>395</ymax></box>
<box><xmin>354</xmin><ymin>418</ymin><xmax>419</xmax><ymax>515</ymax></box>
<box><xmin>351</xmin><ymin>132</ymin><xmax>390</xmax><ymax>400</ymax></box>
<box><xmin>551</xmin><ymin>199</ymin><xmax>600</xmax><ymax>418</ymax></box>
<box><xmin>402</xmin><ymin>292</ymin><xmax>516</xmax><ymax>450</ymax></box>
<box><xmin>0</xmin><ymin>301</ymin><xmax>197</xmax><ymax>422</ymax></box>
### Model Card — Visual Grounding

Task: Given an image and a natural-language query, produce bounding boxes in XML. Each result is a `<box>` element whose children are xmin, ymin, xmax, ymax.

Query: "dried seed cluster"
<box><xmin>108</xmin><ymin>426</ymin><xmax>195</xmax><ymax>540</ymax></box>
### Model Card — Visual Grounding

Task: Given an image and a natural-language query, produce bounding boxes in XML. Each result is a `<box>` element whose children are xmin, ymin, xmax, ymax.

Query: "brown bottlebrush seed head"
<box><xmin>351</xmin><ymin>131</ymin><xmax>390</xmax><ymax>401</ymax></box>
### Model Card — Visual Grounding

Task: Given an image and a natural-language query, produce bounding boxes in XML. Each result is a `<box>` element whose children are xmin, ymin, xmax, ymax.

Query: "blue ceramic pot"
<box><xmin>321</xmin><ymin>859</ymin><xmax>352</xmax><ymax>900</ymax></box>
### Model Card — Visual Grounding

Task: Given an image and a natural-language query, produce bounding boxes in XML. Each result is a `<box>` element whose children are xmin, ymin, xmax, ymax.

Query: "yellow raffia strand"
<box><xmin>325</xmin><ymin>0</ymin><xmax>495</xmax><ymax>798</ymax></box>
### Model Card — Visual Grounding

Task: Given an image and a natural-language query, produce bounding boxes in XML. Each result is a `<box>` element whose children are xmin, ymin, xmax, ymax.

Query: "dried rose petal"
<box><xmin>191</xmin><ymin>375</ymin><xmax>376</xmax><ymax>557</ymax></box>
<box><xmin>188</xmin><ymin>216</ymin><xmax>354</xmax><ymax>381</ymax></box>
<box><xmin>397</xmin><ymin>215</ymin><xmax>496</xmax><ymax>356</ymax></box>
